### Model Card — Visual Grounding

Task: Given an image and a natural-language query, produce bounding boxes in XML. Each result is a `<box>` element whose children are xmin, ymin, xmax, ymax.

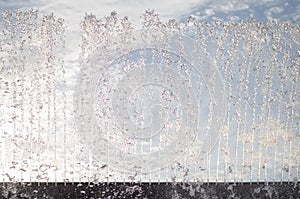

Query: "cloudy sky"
<box><xmin>1</xmin><ymin>0</ymin><xmax>299</xmax><ymax>23</ymax></box>
<box><xmin>1</xmin><ymin>0</ymin><xmax>299</xmax><ymax>69</ymax></box>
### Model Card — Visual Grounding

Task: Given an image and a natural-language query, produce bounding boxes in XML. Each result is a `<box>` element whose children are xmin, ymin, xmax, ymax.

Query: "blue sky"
<box><xmin>1</xmin><ymin>0</ymin><xmax>299</xmax><ymax>64</ymax></box>
<box><xmin>1</xmin><ymin>0</ymin><xmax>299</xmax><ymax>22</ymax></box>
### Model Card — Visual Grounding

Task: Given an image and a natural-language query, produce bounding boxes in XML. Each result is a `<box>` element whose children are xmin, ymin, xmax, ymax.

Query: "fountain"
<box><xmin>0</xmin><ymin>9</ymin><xmax>299</xmax><ymax>198</ymax></box>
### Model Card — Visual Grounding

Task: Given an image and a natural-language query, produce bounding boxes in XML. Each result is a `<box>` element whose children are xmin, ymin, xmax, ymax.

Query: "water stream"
<box><xmin>0</xmin><ymin>10</ymin><xmax>299</xmax><ymax>187</ymax></box>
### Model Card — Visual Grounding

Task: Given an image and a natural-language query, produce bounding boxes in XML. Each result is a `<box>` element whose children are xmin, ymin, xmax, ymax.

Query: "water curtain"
<box><xmin>0</xmin><ymin>10</ymin><xmax>299</xmax><ymax>184</ymax></box>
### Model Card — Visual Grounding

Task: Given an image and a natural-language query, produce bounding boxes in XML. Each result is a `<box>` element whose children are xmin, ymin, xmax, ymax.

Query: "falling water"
<box><xmin>0</xmin><ymin>10</ymin><xmax>66</xmax><ymax>183</ymax></box>
<box><xmin>0</xmin><ymin>9</ymin><xmax>299</xmax><ymax>197</ymax></box>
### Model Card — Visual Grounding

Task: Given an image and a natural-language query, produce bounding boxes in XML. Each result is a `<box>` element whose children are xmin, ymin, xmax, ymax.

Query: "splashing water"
<box><xmin>0</xmin><ymin>10</ymin><xmax>299</xmax><ymax>189</ymax></box>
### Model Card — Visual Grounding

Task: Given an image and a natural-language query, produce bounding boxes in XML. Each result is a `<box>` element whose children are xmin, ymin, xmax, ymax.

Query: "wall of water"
<box><xmin>0</xmin><ymin>10</ymin><xmax>299</xmax><ymax>184</ymax></box>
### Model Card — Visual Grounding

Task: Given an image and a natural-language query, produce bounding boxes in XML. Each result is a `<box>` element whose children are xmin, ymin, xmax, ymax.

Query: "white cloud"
<box><xmin>205</xmin><ymin>0</ymin><xmax>250</xmax><ymax>13</ymax></box>
<box><xmin>265</xmin><ymin>6</ymin><xmax>284</xmax><ymax>19</ymax></box>
<box><xmin>205</xmin><ymin>8</ymin><xmax>215</xmax><ymax>16</ymax></box>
